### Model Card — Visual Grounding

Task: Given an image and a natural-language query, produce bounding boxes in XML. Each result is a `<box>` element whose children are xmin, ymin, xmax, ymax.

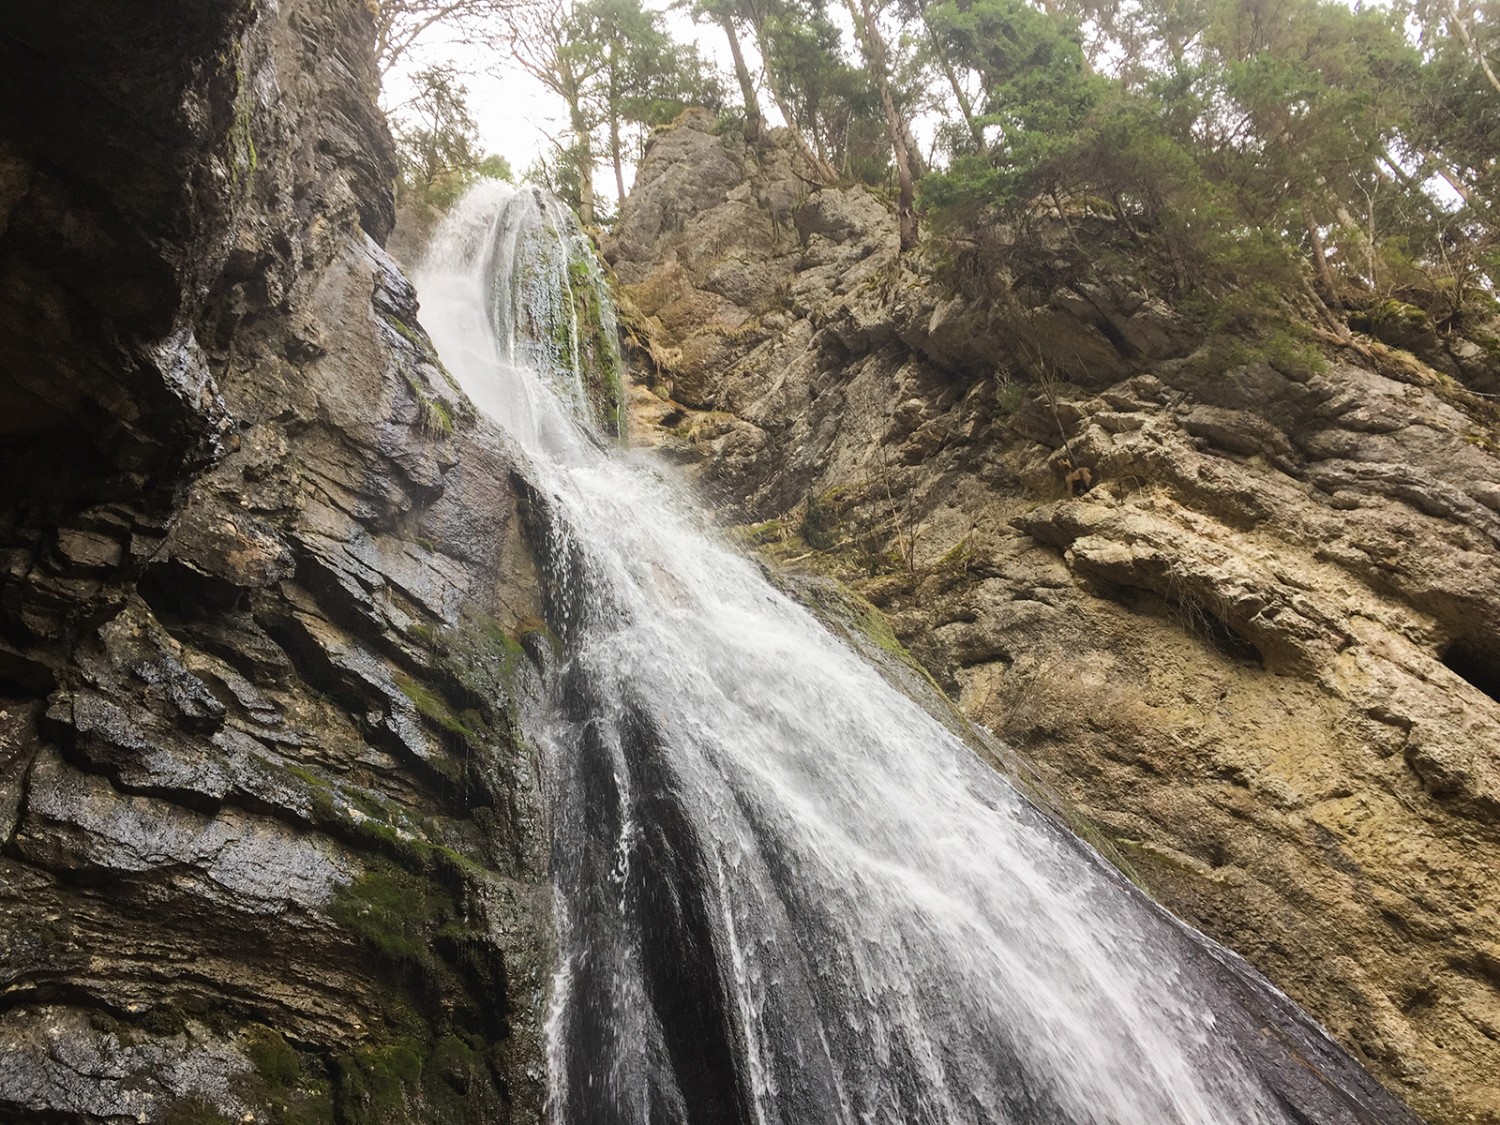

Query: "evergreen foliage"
<box><xmin>392</xmin><ymin>65</ymin><xmax>512</xmax><ymax>210</ymax></box>
<box><xmin>386</xmin><ymin>0</ymin><xmax>1500</xmax><ymax>333</ymax></box>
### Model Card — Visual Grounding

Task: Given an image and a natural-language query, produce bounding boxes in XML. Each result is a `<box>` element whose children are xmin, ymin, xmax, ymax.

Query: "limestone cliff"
<box><xmin>0</xmin><ymin>2</ymin><xmax>549</xmax><ymax>1121</ymax></box>
<box><xmin>609</xmin><ymin>110</ymin><xmax>1500</xmax><ymax>1125</ymax></box>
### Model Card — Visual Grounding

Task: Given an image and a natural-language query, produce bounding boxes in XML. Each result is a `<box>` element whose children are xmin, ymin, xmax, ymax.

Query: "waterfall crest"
<box><xmin>413</xmin><ymin>184</ymin><xmax>1418</xmax><ymax>1125</ymax></box>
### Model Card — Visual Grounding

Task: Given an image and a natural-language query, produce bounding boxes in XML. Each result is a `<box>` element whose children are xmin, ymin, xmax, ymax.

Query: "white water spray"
<box><xmin>412</xmin><ymin>182</ymin><xmax>1416</xmax><ymax>1125</ymax></box>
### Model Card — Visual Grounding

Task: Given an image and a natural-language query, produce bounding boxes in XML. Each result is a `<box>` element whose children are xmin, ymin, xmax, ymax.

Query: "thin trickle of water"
<box><xmin>413</xmin><ymin>185</ymin><xmax>1417</xmax><ymax>1125</ymax></box>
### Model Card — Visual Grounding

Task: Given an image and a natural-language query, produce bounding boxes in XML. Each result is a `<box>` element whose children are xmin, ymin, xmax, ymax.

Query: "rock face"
<box><xmin>0</xmin><ymin>2</ymin><xmax>549</xmax><ymax>1122</ymax></box>
<box><xmin>610</xmin><ymin>110</ymin><xmax>1500</xmax><ymax>1125</ymax></box>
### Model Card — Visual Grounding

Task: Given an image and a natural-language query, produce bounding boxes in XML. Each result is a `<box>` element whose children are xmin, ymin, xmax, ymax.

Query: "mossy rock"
<box><xmin>332</xmin><ymin>1031</ymin><xmax>507</xmax><ymax>1125</ymax></box>
<box><xmin>1350</xmin><ymin>298</ymin><xmax>1437</xmax><ymax>350</ymax></box>
<box><xmin>233</xmin><ymin>1025</ymin><xmax>335</xmax><ymax>1124</ymax></box>
<box><xmin>801</xmin><ymin>486</ymin><xmax>854</xmax><ymax>550</ymax></box>
<box><xmin>331</xmin><ymin>867</ymin><xmax>444</xmax><ymax>968</ymax></box>
<box><xmin>336</xmin><ymin>1039</ymin><xmax>424</xmax><ymax>1119</ymax></box>
<box><xmin>162</xmin><ymin>1096</ymin><xmax>238</xmax><ymax>1125</ymax></box>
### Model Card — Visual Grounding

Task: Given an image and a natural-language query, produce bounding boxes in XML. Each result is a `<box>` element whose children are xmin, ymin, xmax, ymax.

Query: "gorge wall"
<box><xmin>0</xmin><ymin>2</ymin><xmax>550</xmax><ymax>1121</ymax></box>
<box><xmin>608</xmin><ymin>110</ymin><xmax>1500</xmax><ymax>1125</ymax></box>
<box><xmin>2</xmin><ymin>0</ymin><xmax>1493</xmax><ymax>1118</ymax></box>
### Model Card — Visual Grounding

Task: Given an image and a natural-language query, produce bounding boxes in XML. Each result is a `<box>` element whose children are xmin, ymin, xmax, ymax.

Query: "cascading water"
<box><xmin>414</xmin><ymin>182</ymin><xmax>1420</xmax><ymax>1125</ymax></box>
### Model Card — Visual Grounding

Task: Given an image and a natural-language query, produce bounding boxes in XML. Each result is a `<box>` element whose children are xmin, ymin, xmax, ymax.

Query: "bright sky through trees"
<box><xmin>379</xmin><ymin>0</ymin><xmax>1500</xmax><ymax>346</ymax></box>
<box><xmin>383</xmin><ymin>1</ymin><xmax>763</xmax><ymax>202</ymax></box>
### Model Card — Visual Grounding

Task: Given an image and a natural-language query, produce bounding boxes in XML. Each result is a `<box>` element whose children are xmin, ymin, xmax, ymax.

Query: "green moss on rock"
<box><xmin>394</xmin><ymin>671</ymin><xmax>481</xmax><ymax>743</ymax></box>
<box><xmin>331</xmin><ymin>1030</ymin><xmax>505</xmax><ymax>1125</ymax></box>
<box><xmin>162</xmin><ymin>1096</ymin><xmax>237</xmax><ymax>1125</ymax></box>
<box><xmin>336</xmin><ymin>1038</ymin><xmax>424</xmax><ymax>1120</ymax></box>
<box><xmin>245</xmin><ymin>1026</ymin><xmax>302</xmax><ymax>1088</ymax></box>
<box><xmin>233</xmin><ymin>1025</ymin><xmax>335</xmax><ymax>1125</ymax></box>
<box><xmin>330</xmin><ymin>867</ymin><xmax>444</xmax><ymax>968</ymax></box>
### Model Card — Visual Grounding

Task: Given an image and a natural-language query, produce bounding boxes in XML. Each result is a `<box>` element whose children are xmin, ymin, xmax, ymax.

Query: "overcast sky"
<box><xmin>381</xmin><ymin>3</ymin><xmax>771</xmax><ymax>207</ymax></box>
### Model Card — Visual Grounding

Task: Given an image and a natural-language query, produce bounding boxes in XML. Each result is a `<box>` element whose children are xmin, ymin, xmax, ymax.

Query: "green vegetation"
<box><xmin>508</xmin><ymin>0</ymin><xmax>723</xmax><ymax>223</ymax></box>
<box><xmin>395</xmin><ymin>671</ymin><xmax>483</xmax><ymax>743</ymax></box>
<box><xmin>322</xmin><ymin>846</ymin><xmax>511</xmax><ymax>1122</ymax></box>
<box><xmin>387</xmin><ymin>316</ymin><xmax>425</xmax><ymax>349</ymax></box>
<box><xmin>732</xmin><ymin>483</ymin><xmax>926</xmax><ymax>581</ymax></box>
<box><xmin>162</xmin><ymin>1097</ymin><xmax>237</xmax><ymax>1125</ymax></box>
<box><xmin>385</xmin><ymin>605</ymin><xmax>542</xmax><ymax>809</ymax></box>
<box><xmin>337</xmin><ymin>1039</ymin><xmax>424</xmax><ymax>1119</ymax></box>
<box><xmin>331</xmin><ymin>867</ymin><xmax>445</xmax><ymax>966</ymax></box>
<box><xmin>913</xmin><ymin>0</ymin><xmax>1500</xmax><ymax>340</ymax></box>
<box><xmin>386</xmin><ymin>313</ymin><xmax>476</xmax><ymax>437</ymax></box>
<box><xmin>233</xmin><ymin>1026</ymin><xmax>336</xmax><ymax>1125</ymax></box>
<box><xmin>227</xmin><ymin>64</ymin><xmax>258</xmax><ymax>193</ymax></box>
<box><xmin>829</xmin><ymin>583</ymin><xmax>920</xmax><ymax>668</ymax></box>
<box><xmin>322</xmin><ymin>850</ymin><xmax>512</xmax><ymax>1118</ymax></box>
<box><xmin>245</xmin><ymin>1027</ymin><xmax>302</xmax><ymax>1088</ymax></box>
<box><xmin>332</xmin><ymin>1030</ymin><xmax>499</xmax><ymax>1125</ymax></box>
<box><xmin>563</xmin><ymin>246</ymin><xmax>628</xmax><ymax>435</ymax></box>
<box><xmin>392</xmin><ymin>65</ymin><xmax>513</xmax><ymax>212</ymax></box>
<box><xmin>1186</xmin><ymin>322</ymin><xmax>1329</xmax><ymax>382</ymax></box>
<box><xmin>420</xmin><ymin>397</ymin><xmax>456</xmax><ymax>438</ymax></box>
<box><xmin>800</xmin><ymin>489</ymin><xmax>843</xmax><ymax>550</ymax></box>
<box><xmin>398</xmin><ymin>369</ymin><xmax>456</xmax><ymax>438</ymax></box>
<box><xmin>435</xmin><ymin>607</ymin><xmax>535</xmax><ymax>703</ymax></box>
<box><xmin>387</xmin><ymin>0</ymin><xmax>1500</xmax><ymax>374</ymax></box>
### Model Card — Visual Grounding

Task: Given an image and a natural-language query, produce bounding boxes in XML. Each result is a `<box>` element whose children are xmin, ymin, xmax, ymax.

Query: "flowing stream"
<box><xmin>414</xmin><ymin>183</ymin><xmax>1418</xmax><ymax>1125</ymax></box>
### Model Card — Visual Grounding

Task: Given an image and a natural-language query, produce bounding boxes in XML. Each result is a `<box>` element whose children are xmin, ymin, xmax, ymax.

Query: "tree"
<box><xmin>923</xmin><ymin>0</ymin><xmax>1104</xmax><ymax>210</ymax></box>
<box><xmin>1404</xmin><ymin>0</ymin><xmax>1500</xmax><ymax>96</ymax></box>
<box><xmin>673</xmin><ymin>0</ymin><xmax>765</xmax><ymax>142</ymax></box>
<box><xmin>392</xmin><ymin>64</ymin><xmax>494</xmax><ymax>207</ymax></box>
<box><xmin>730</xmin><ymin>0</ymin><xmax>880</xmax><ymax>180</ymax></box>
<box><xmin>573</xmin><ymin>0</ymin><xmax>723</xmax><ymax>207</ymax></box>
<box><xmin>845</xmin><ymin>0</ymin><xmax>919</xmax><ymax>249</ymax></box>
<box><xmin>372</xmin><ymin>0</ymin><xmax>532</xmax><ymax>75</ymax></box>
<box><xmin>506</xmin><ymin>0</ymin><xmax>607</xmax><ymax>223</ymax></box>
<box><xmin>506</xmin><ymin>0</ymin><xmax>722</xmax><ymax>223</ymax></box>
<box><xmin>901</xmin><ymin>0</ymin><xmax>984</xmax><ymax>151</ymax></box>
<box><xmin>388</xmin><ymin>65</ymin><xmax>512</xmax><ymax>229</ymax></box>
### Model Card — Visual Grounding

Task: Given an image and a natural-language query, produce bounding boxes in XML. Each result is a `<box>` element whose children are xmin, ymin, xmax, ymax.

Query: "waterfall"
<box><xmin>413</xmin><ymin>184</ymin><xmax>1417</xmax><ymax>1125</ymax></box>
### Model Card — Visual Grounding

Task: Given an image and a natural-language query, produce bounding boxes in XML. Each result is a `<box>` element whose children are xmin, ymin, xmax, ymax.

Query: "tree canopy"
<box><xmin>381</xmin><ymin>0</ymin><xmax>1500</xmax><ymax>332</ymax></box>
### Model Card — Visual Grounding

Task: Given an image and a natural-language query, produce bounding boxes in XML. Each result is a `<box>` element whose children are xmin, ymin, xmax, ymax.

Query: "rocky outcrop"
<box><xmin>0</xmin><ymin>2</ymin><xmax>548</xmax><ymax>1122</ymax></box>
<box><xmin>610</xmin><ymin>110</ymin><xmax>1500</xmax><ymax>1125</ymax></box>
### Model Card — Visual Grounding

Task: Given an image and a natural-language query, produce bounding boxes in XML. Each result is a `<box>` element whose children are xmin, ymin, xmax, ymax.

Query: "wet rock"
<box><xmin>17</xmin><ymin>747</ymin><xmax>352</xmax><ymax>910</ymax></box>
<box><xmin>0</xmin><ymin>1006</ymin><xmax>252</xmax><ymax>1122</ymax></box>
<box><xmin>0</xmin><ymin>0</ymin><xmax>550</xmax><ymax>1121</ymax></box>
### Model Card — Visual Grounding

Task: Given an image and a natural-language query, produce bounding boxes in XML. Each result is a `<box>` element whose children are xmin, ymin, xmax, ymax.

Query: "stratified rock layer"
<box><xmin>610</xmin><ymin>110</ymin><xmax>1500</xmax><ymax>1125</ymax></box>
<box><xmin>0</xmin><ymin>2</ymin><xmax>548</xmax><ymax>1121</ymax></box>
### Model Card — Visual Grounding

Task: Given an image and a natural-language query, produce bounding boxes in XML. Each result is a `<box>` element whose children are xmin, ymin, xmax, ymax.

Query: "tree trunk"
<box><xmin>1302</xmin><ymin>203</ymin><xmax>1338</xmax><ymax>303</ymax></box>
<box><xmin>610</xmin><ymin>116</ymin><xmax>626</xmax><ymax>210</ymax></box>
<box><xmin>719</xmin><ymin>13</ymin><xmax>763</xmax><ymax>142</ymax></box>
<box><xmin>899</xmin><ymin>110</ymin><xmax>926</xmax><ymax>177</ymax></box>
<box><xmin>741</xmin><ymin>8</ymin><xmax>837</xmax><ymax>180</ymax></box>
<box><xmin>765</xmin><ymin>81</ymin><xmax>838</xmax><ymax>181</ymax></box>
<box><xmin>1334</xmin><ymin>202</ymin><xmax>1376</xmax><ymax>293</ymax></box>
<box><xmin>607</xmin><ymin>55</ymin><xmax>628</xmax><ymax>211</ymax></box>
<box><xmin>1450</xmin><ymin>0</ymin><xmax>1500</xmax><ymax>98</ymax></box>
<box><xmin>920</xmin><ymin>10</ymin><xmax>983</xmax><ymax>151</ymax></box>
<box><xmin>567</xmin><ymin>93</ymin><xmax>595</xmax><ymax>227</ymax></box>
<box><xmin>855</xmin><ymin>0</ymin><xmax>917</xmax><ymax>250</ymax></box>
<box><xmin>1414</xmin><ymin>147</ymin><xmax>1475</xmax><ymax>206</ymax></box>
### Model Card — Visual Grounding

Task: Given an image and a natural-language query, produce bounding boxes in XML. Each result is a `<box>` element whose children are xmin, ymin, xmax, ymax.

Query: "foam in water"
<box><xmin>412</xmin><ymin>183</ymin><xmax>1408</xmax><ymax>1125</ymax></box>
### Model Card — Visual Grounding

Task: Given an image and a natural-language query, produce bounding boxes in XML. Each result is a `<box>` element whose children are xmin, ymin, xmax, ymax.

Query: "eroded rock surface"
<box><xmin>0</xmin><ymin>1</ymin><xmax>548</xmax><ymax>1121</ymax></box>
<box><xmin>611</xmin><ymin>110</ymin><xmax>1500</xmax><ymax>1124</ymax></box>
